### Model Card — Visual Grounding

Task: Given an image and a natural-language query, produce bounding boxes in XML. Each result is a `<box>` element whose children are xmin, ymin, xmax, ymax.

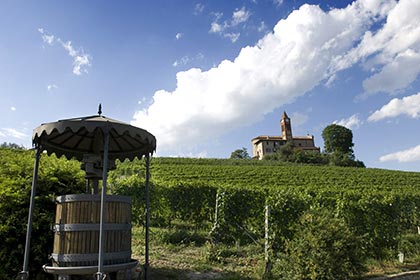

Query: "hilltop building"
<box><xmin>252</xmin><ymin>112</ymin><xmax>320</xmax><ymax>160</ymax></box>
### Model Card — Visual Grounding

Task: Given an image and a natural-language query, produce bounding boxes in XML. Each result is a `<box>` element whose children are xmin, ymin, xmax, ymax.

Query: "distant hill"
<box><xmin>115</xmin><ymin>157</ymin><xmax>420</xmax><ymax>192</ymax></box>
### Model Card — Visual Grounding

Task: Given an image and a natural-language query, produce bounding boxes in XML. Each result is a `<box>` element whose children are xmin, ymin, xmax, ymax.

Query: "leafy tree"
<box><xmin>322</xmin><ymin>124</ymin><xmax>365</xmax><ymax>167</ymax></box>
<box><xmin>230</xmin><ymin>147</ymin><xmax>250</xmax><ymax>159</ymax></box>
<box><xmin>322</xmin><ymin>124</ymin><xmax>354</xmax><ymax>155</ymax></box>
<box><xmin>1</xmin><ymin>142</ymin><xmax>25</xmax><ymax>149</ymax></box>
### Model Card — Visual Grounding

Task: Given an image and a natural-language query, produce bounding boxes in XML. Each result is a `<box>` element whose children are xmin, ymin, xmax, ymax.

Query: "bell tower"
<box><xmin>280</xmin><ymin>111</ymin><xmax>292</xmax><ymax>141</ymax></box>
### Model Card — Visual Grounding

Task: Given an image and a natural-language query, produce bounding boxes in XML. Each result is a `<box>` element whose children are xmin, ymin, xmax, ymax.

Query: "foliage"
<box><xmin>398</xmin><ymin>233</ymin><xmax>420</xmax><ymax>260</ymax></box>
<box><xmin>209</xmin><ymin>188</ymin><xmax>265</xmax><ymax>244</ymax></box>
<box><xmin>230</xmin><ymin>147</ymin><xmax>250</xmax><ymax>159</ymax></box>
<box><xmin>322</xmin><ymin>124</ymin><xmax>354</xmax><ymax>155</ymax></box>
<box><xmin>0</xmin><ymin>148</ymin><xmax>84</xmax><ymax>279</ymax></box>
<box><xmin>264</xmin><ymin>143</ymin><xmax>329</xmax><ymax>165</ymax></box>
<box><xmin>262</xmin><ymin>140</ymin><xmax>363</xmax><ymax>167</ymax></box>
<box><xmin>2</xmin><ymin>153</ymin><xmax>420</xmax><ymax>278</ymax></box>
<box><xmin>0</xmin><ymin>142</ymin><xmax>26</xmax><ymax>149</ymax></box>
<box><xmin>272</xmin><ymin>209</ymin><xmax>365</xmax><ymax>280</ymax></box>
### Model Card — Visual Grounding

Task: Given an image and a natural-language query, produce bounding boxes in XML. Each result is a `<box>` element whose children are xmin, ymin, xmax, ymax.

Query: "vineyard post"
<box><xmin>211</xmin><ymin>191</ymin><xmax>221</xmax><ymax>242</ymax></box>
<box><xmin>214</xmin><ymin>191</ymin><xmax>220</xmax><ymax>228</ymax></box>
<box><xmin>264</xmin><ymin>204</ymin><xmax>272</xmax><ymax>276</ymax></box>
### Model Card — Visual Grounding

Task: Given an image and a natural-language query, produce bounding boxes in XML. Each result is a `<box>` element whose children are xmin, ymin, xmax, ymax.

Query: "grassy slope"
<box><xmin>120</xmin><ymin>157</ymin><xmax>420</xmax><ymax>279</ymax></box>
<box><xmin>126</xmin><ymin>157</ymin><xmax>420</xmax><ymax>191</ymax></box>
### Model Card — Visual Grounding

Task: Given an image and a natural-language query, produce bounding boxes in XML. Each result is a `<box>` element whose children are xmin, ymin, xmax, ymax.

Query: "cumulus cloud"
<box><xmin>368</xmin><ymin>92</ymin><xmax>420</xmax><ymax>121</ymax></box>
<box><xmin>175</xmin><ymin>33</ymin><xmax>183</xmax><ymax>40</ymax></box>
<box><xmin>379</xmin><ymin>145</ymin><xmax>420</xmax><ymax>163</ymax></box>
<box><xmin>363</xmin><ymin>49</ymin><xmax>420</xmax><ymax>95</ymax></box>
<box><xmin>334</xmin><ymin>114</ymin><xmax>362</xmax><ymax>129</ymax></box>
<box><xmin>10</xmin><ymin>107</ymin><xmax>16</xmax><ymax>111</ymax></box>
<box><xmin>330</xmin><ymin>0</ymin><xmax>420</xmax><ymax>97</ymax></box>
<box><xmin>38</xmin><ymin>28</ymin><xmax>91</xmax><ymax>75</ymax></box>
<box><xmin>133</xmin><ymin>0</ymin><xmax>420</xmax><ymax>154</ymax></box>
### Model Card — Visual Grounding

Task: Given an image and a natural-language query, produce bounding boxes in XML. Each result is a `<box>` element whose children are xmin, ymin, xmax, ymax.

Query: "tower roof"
<box><xmin>282</xmin><ymin>111</ymin><xmax>289</xmax><ymax>119</ymax></box>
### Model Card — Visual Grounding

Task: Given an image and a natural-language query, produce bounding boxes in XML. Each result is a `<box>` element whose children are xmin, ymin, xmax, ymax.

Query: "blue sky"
<box><xmin>1</xmin><ymin>0</ymin><xmax>420</xmax><ymax>172</ymax></box>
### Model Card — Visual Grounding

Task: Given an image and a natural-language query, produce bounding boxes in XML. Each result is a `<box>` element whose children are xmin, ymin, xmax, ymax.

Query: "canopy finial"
<box><xmin>98</xmin><ymin>104</ymin><xmax>102</xmax><ymax>116</ymax></box>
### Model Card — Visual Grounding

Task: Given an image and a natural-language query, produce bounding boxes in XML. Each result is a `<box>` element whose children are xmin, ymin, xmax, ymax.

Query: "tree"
<box><xmin>0</xmin><ymin>142</ymin><xmax>25</xmax><ymax>149</ymax></box>
<box><xmin>230</xmin><ymin>147</ymin><xmax>250</xmax><ymax>159</ymax></box>
<box><xmin>322</xmin><ymin>124</ymin><xmax>354</xmax><ymax>155</ymax></box>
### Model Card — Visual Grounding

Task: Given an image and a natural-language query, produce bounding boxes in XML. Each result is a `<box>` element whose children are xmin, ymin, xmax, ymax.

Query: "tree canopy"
<box><xmin>322</xmin><ymin>124</ymin><xmax>354</xmax><ymax>155</ymax></box>
<box><xmin>230</xmin><ymin>147</ymin><xmax>250</xmax><ymax>159</ymax></box>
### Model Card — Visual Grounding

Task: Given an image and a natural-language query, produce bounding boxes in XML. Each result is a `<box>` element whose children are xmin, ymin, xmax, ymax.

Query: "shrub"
<box><xmin>0</xmin><ymin>149</ymin><xmax>84</xmax><ymax>279</ymax></box>
<box><xmin>272</xmin><ymin>209</ymin><xmax>365</xmax><ymax>280</ymax></box>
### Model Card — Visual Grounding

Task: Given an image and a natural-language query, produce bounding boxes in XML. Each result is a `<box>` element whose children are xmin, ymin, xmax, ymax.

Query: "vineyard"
<box><xmin>1</xmin><ymin>149</ymin><xmax>420</xmax><ymax>279</ymax></box>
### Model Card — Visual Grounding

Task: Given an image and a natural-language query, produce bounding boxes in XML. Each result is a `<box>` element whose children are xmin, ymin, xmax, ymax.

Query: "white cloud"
<box><xmin>169</xmin><ymin>150</ymin><xmax>208</xmax><ymax>158</ymax></box>
<box><xmin>333</xmin><ymin>114</ymin><xmax>362</xmax><ymax>129</ymax></box>
<box><xmin>209</xmin><ymin>7</ymin><xmax>250</xmax><ymax>42</ymax></box>
<box><xmin>1</xmin><ymin>128</ymin><xmax>27</xmax><ymax>140</ymax></box>
<box><xmin>291</xmin><ymin>112</ymin><xmax>308</xmax><ymax>127</ymax></box>
<box><xmin>38</xmin><ymin>28</ymin><xmax>91</xmax><ymax>75</ymax></box>
<box><xmin>132</xmin><ymin>0</ymin><xmax>417</xmax><ymax>154</ymax></box>
<box><xmin>194</xmin><ymin>3</ymin><xmax>205</xmax><ymax>15</ymax></box>
<box><xmin>10</xmin><ymin>107</ymin><xmax>16</xmax><ymax>111</ymax></box>
<box><xmin>368</xmin><ymin>92</ymin><xmax>420</xmax><ymax>121</ymax></box>
<box><xmin>330</xmin><ymin>0</ymin><xmax>420</xmax><ymax>97</ymax></box>
<box><xmin>38</xmin><ymin>28</ymin><xmax>55</xmax><ymax>45</ymax></box>
<box><xmin>224</xmin><ymin>33</ymin><xmax>240</xmax><ymax>43</ymax></box>
<box><xmin>258</xmin><ymin>21</ymin><xmax>267</xmax><ymax>33</ymax></box>
<box><xmin>273</xmin><ymin>0</ymin><xmax>284</xmax><ymax>7</ymax></box>
<box><xmin>210</xmin><ymin>22</ymin><xmax>223</xmax><ymax>34</ymax></box>
<box><xmin>173</xmin><ymin>56</ymin><xmax>190</xmax><ymax>67</ymax></box>
<box><xmin>175</xmin><ymin>33</ymin><xmax>183</xmax><ymax>40</ymax></box>
<box><xmin>173</xmin><ymin>53</ymin><xmax>204</xmax><ymax>67</ymax></box>
<box><xmin>138</xmin><ymin>97</ymin><xmax>147</xmax><ymax>105</ymax></box>
<box><xmin>47</xmin><ymin>84</ymin><xmax>58</xmax><ymax>91</ymax></box>
<box><xmin>232</xmin><ymin>7</ymin><xmax>251</xmax><ymax>26</ymax></box>
<box><xmin>60</xmin><ymin>40</ymin><xmax>91</xmax><ymax>75</ymax></box>
<box><xmin>379</xmin><ymin>145</ymin><xmax>420</xmax><ymax>163</ymax></box>
<box><xmin>363</xmin><ymin>49</ymin><xmax>420</xmax><ymax>95</ymax></box>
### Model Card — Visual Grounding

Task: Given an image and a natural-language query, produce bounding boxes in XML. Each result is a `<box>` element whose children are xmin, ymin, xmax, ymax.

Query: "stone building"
<box><xmin>251</xmin><ymin>112</ymin><xmax>320</xmax><ymax>160</ymax></box>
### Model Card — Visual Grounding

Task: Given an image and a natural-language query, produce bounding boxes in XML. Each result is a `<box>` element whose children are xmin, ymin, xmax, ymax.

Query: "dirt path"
<box><xmin>372</xmin><ymin>270</ymin><xmax>420</xmax><ymax>280</ymax></box>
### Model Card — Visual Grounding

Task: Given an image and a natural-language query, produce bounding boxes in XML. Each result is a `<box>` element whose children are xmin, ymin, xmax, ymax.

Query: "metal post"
<box><xmin>144</xmin><ymin>154</ymin><xmax>151</xmax><ymax>280</ymax></box>
<box><xmin>96</xmin><ymin>131</ymin><xmax>110</xmax><ymax>280</ymax></box>
<box><xmin>19</xmin><ymin>147</ymin><xmax>41</xmax><ymax>280</ymax></box>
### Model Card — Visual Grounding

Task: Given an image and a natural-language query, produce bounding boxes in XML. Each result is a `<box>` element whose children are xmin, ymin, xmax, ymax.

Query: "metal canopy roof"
<box><xmin>32</xmin><ymin>114</ymin><xmax>156</xmax><ymax>161</ymax></box>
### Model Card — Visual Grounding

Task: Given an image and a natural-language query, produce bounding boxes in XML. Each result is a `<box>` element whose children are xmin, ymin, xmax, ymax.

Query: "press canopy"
<box><xmin>32</xmin><ymin>115</ymin><xmax>156</xmax><ymax>161</ymax></box>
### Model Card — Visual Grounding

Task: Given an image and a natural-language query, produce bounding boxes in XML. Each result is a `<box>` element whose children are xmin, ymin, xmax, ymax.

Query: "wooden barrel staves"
<box><xmin>52</xmin><ymin>194</ymin><xmax>132</xmax><ymax>267</ymax></box>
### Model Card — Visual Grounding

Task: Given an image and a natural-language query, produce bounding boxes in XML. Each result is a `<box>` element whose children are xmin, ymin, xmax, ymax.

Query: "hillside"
<box><xmin>1</xmin><ymin>149</ymin><xmax>420</xmax><ymax>279</ymax></box>
<box><xmin>116</xmin><ymin>157</ymin><xmax>420</xmax><ymax>191</ymax></box>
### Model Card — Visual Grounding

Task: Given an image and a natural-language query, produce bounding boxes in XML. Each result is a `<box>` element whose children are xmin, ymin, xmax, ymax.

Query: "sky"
<box><xmin>1</xmin><ymin>0</ymin><xmax>420</xmax><ymax>172</ymax></box>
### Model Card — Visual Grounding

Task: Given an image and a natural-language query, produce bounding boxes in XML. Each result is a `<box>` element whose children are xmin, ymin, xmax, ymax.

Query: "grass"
<box><xmin>132</xmin><ymin>225</ymin><xmax>266</xmax><ymax>279</ymax></box>
<box><xmin>131</xmin><ymin>224</ymin><xmax>420</xmax><ymax>280</ymax></box>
